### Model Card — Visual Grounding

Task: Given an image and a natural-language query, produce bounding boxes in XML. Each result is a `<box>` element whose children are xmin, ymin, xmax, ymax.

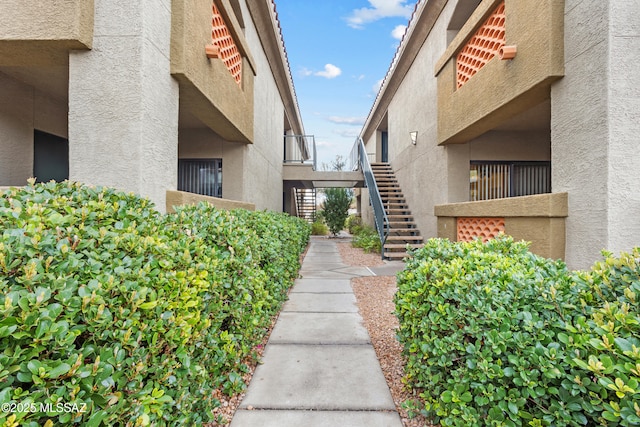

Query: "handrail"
<box><xmin>353</xmin><ymin>137</ymin><xmax>389</xmax><ymax>258</ymax></box>
<box><xmin>284</xmin><ymin>134</ymin><xmax>316</xmax><ymax>170</ymax></box>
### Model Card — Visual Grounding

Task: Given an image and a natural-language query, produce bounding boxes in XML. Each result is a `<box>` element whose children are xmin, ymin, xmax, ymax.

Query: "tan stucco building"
<box><xmin>358</xmin><ymin>0</ymin><xmax>639</xmax><ymax>269</ymax></box>
<box><xmin>0</xmin><ymin>0</ymin><xmax>306</xmax><ymax>214</ymax></box>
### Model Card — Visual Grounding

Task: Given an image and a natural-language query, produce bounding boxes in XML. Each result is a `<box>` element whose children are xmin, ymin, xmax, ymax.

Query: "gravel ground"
<box><xmin>337</xmin><ymin>242</ymin><xmax>431</xmax><ymax>427</ymax></box>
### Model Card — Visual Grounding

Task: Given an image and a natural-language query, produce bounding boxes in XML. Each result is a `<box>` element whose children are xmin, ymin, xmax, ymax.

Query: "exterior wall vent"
<box><xmin>456</xmin><ymin>1</ymin><xmax>505</xmax><ymax>89</ymax></box>
<box><xmin>457</xmin><ymin>217</ymin><xmax>505</xmax><ymax>242</ymax></box>
<box><xmin>211</xmin><ymin>2</ymin><xmax>243</xmax><ymax>85</ymax></box>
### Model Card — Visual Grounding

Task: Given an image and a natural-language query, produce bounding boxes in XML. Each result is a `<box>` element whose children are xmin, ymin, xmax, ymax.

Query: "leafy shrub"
<box><xmin>565</xmin><ymin>248</ymin><xmax>640</xmax><ymax>425</ymax></box>
<box><xmin>345</xmin><ymin>214</ymin><xmax>362</xmax><ymax>234</ymax></box>
<box><xmin>321</xmin><ymin>188</ymin><xmax>352</xmax><ymax>236</ymax></box>
<box><xmin>352</xmin><ymin>225</ymin><xmax>381</xmax><ymax>254</ymax></box>
<box><xmin>311</xmin><ymin>220</ymin><xmax>328</xmax><ymax>236</ymax></box>
<box><xmin>0</xmin><ymin>181</ymin><xmax>309</xmax><ymax>426</ymax></box>
<box><xmin>395</xmin><ymin>237</ymin><xmax>640</xmax><ymax>426</ymax></box>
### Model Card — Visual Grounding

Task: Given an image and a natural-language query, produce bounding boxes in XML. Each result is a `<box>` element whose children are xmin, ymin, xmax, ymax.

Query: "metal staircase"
<box><xmin>371</xmin><ymin>163</ymin><xmax>424</xmax><ymax>259</ymax></box>
<box><xmin>352</xmin><ymin>137</ymin><xmax>423</xmax><ymax>260</ymax></box>
<box><xmin>295</xmin><ymin>188</ymin><xmax>317</xmax><ymax>223</ymax></box>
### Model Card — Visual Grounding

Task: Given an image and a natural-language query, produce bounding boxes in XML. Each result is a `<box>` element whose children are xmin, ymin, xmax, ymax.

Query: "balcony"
<box><xmin>171</xmin><ymin>0</ymin><xmax>256</xmax><ymax>143</ymax></box>
<box><xmin>435</xmin><ymin>0</ymin><xmax>564</xmax><ymax>145</ymax></box>
<box><xmin>0</xmin><ymin>0</ymin><xmax>94</xmax><ymax>66</ymax></box>
<box><xmin>435</xmin><ymin>192</ymin><xmax>568</xmax><ymax>259</ymax></box>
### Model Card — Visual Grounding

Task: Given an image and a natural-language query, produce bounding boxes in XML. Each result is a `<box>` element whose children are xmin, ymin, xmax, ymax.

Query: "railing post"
<box><xmin>352</xmin><ymin>137</ymin><xmax>389</xmax><ymax>259</ymax></box>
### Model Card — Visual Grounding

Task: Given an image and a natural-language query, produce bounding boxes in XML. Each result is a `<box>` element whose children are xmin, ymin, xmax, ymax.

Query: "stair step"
<box><xmin>388</xmin><ymin>221</ymin><xmax>415</xmax><ymax>226</ymax></box>
<box><xmin>388</xmin><ymin>214</ymin><xmax>414</xmax><ymax>219</ymax></box>
<box><xmin>387</xmin><ymin>209</ymin><xmax>411</xmax><ymax>214</ymax></box>
<box><xmin>388</xmin><ymin>229</ymin><xmax>419</xmax><ymax>235</ymax></box>
<box><xmin>383</xmin><ymin>252</ymin><xmax>412</xmax><ymax>260</ymax></box>
<box><xmin>386</xmin><ymin>235</ymin><xmax>423</xmax><ymax>241</ymax></box>
<box><xmin>384</xmin><ymin>243</ymin><xmax>425</xmax><ymax>250</ymax></box>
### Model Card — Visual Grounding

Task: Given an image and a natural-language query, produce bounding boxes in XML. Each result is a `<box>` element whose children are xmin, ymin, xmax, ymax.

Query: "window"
<box><xmin>34</xmin><ymin>130</ymin><xmax>69</xmax><ymax>183</ymax></box>
<box><xmin>178</xmin><ymin>159</ymin><xmax>222</xmax><ymax>198</ymax></box>
<box><xmin>470</xmin><ymin>161</ymin><xmax>551</xmax><ymax>201</ymax></box>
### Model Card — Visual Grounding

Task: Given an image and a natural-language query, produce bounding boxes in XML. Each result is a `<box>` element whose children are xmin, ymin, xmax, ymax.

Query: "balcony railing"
<box><xmin>470</xmin><ymin>161</ymin><xmax>551</xmax><ymax>201</ymax></box>
<box><xmin>283</xmin><ymin>135</ymin><xmax>316</xmax><ymax>170</ymax></box>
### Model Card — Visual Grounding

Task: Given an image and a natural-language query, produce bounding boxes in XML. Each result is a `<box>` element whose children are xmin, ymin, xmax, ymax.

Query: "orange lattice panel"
<box><xmin>457</xmin><ymin>217</ymin><xmax>505</xmax><ymax>242</ymax></box>
<box><xmin>456</xmin><ymin>1</ymin><xmax>505</xmax><ymax>89</ymax></box>
<box><xmin>212</xmin><ymin>2</ymin><xmax>242</xmax><ymax>85</ymax></box>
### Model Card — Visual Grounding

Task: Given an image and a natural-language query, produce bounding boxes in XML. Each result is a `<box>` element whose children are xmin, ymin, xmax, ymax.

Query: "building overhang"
<box><xmin>283</xmin><ymin>164</ymin><xmax>364</xmax><ymax>189</ymax></box>
<box><xmin>171</xmin><ymin>0</ymin><xmax>255</xmax><ymax>143</ymax></box>
<box><xmin>0</xmin><ymin>0</ymin><xmax>94</xmax><ymax>67</ymax></box>
<box><xmin>435</xmin><ymin>0</ymin><xmax>565</xmax><ymax>145</ymax></box>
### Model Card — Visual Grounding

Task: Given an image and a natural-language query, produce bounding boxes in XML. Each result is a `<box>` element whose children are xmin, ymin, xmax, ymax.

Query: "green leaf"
<box><xmin>47</xmin><ymin>363</ymin><xmax>71</xmax><ymax>379</ymax></box>
<box><xmin>139</xmin><ymin>301</ymin><xmax>158</xmax><ymax>310</ymax></box>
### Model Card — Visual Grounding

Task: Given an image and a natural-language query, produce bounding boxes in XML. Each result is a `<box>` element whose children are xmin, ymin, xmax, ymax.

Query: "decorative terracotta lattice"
<box><xmin>457</xmin><ymin>217</ymin><xmax>505</xmax><ymax>242</ymax></box>
<box><xmin>456</xmin><ymin>1</ymin><xmax>505</xmax><ymax>89</ymax></box>
<box><xmin>211</xmin><ymin>2</ymin><xmax>242</xmax><ymax>85</ymax></box>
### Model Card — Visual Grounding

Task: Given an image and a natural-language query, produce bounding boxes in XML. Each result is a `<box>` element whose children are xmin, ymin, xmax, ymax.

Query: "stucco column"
<box><xmin>552</xmin><ymin>0</ymin><xmax>640</xmax><ymax>269</ymax></box>
<box><xmin>68</xmin><ymin>0</ymin><xmax>179</xmax><ymax>211</ymax></box>
<box><xmin>607</xmin><ymin>1</ymin><xmax>640</xmax><ymax>257</ymax></box>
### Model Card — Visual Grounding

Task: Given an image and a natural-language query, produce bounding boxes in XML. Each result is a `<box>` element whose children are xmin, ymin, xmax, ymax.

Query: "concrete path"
<box><xmin>230</xmin><ymin>237</ymin><xmax>403</xmax><ymax>427</ymax></box>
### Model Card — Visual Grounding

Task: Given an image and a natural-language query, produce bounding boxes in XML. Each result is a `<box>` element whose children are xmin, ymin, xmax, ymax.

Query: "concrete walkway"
<box><xmin>230</xmin><ymin>237</ymin><xmax>404</xmax><ymax>427</ymax></box>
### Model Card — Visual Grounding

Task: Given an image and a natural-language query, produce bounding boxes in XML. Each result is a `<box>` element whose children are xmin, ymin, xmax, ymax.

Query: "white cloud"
<box><xmin>300</xmin><ymin>67</ymin><xmax>313</xmax><ymax>77</ymax></box>
<box><xmin>316</xmin><ymin>140</ymin><xmax>339</xmax><ymax>148</ymax></box>
<box><xmin>391</xmin><ymin>24</ymin><xmax>407</xmax><ymax>40</ymax></box>
<box><xmin>314</xmin><ymin>63</ymin><xmax>342</xmax><ymax>79</ymax></box>
<box><xmin>346</xmin><ymin>0</ymin><xmax>415</xmax><ymax>29</ymax></box>
<box><xmin>333</xmin><ymin>128</ymin><xmax>361</xmax><ymax>138</ymax></box>
<box><xmin>327</xmin><ymin>116</ymin><xmax>366</xmax><ymax>126</ymax></box>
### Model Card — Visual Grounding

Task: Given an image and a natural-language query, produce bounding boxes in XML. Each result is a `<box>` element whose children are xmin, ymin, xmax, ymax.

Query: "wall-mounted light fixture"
<box><xmin>409</xmin><ymin>131</ymin><xmax>418</xmax><ymax>145</ymax></box>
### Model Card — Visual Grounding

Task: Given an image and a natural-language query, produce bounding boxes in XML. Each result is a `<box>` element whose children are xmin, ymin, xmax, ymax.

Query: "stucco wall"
<box><xmin>551</xmin><ymin>0</ymin><xmax>640</xmax><ymax>269</ymax></box>
<box><xmin>240</xmin><ymin>0</ymin><xmax>285</xmax><ymax>212</ymax></box>
<box><xmin>68</xmin><ymin>0</ymin><xmax>179</xmax><ymax>212</ymax></box>
<box><xmin>0</xmin><ymin>72</ymin><xmax>68</xmax><ymax>186</ymax></box>
<box><xmin>0</xmin><ymin>73</ymin><xmax>34</xmax><ymax>186</ymax></box>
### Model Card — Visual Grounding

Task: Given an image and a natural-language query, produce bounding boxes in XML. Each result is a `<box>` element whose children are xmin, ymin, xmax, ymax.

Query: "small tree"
<box><xmin>322</xmin><ymin>187</ymin><xmax>353</xmax><ymax>236</ymax></box>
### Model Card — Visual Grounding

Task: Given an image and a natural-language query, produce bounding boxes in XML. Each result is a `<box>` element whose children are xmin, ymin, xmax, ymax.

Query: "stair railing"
<box><xmin>354</xmin><ymin>137</ymin><xmax>389</xmax><ymax>258</ymax></box>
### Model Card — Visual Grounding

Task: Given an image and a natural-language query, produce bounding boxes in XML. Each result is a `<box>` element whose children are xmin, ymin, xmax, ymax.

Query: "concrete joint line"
<box><xmin>266</xmin><ymin>342</ymin><xmax>371</xmax><ymax>347</ymax></box>
<box><xmin>280</xmin><ymin>310</ymin><xmax>360</xmax><ymax>314</ymax></box>
<box><xmin>238</xmin><ymin>408</ymin><xmax>399</xmax><ymax>413</ymax></box>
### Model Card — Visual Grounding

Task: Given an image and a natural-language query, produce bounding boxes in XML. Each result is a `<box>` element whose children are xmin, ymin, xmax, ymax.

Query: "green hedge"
<box><xmin>0</xmin><ymin>181</ymin><xmax>309</xmax><ymax>426</ymax></box>
<box><xmin>395</xmin><ymin>237</ymin><xmax>640</xmax><ymax>426</ymax></box>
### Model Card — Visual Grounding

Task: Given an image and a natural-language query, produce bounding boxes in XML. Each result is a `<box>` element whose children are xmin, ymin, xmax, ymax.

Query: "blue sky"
<box><xmin>275</xmin><ymin>0</ymin><xmax>417</xmax><ymax>168</ymax></box>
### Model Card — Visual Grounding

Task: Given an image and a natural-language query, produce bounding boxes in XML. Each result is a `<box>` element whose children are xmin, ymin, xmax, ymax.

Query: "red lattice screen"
<box><xmin>457</xmin><ymin>217</ymin><xmax>505</xmax><ymax>242</ymax></box>
<box><xmin>211</xmin><ymin>2</ymin><xmax>242</xmax><ymax>85</ymax></box>
<box><xmin>456</xmin><ymin>1</ymin><xmax>505</xmax><ymax>89</ymax></box>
